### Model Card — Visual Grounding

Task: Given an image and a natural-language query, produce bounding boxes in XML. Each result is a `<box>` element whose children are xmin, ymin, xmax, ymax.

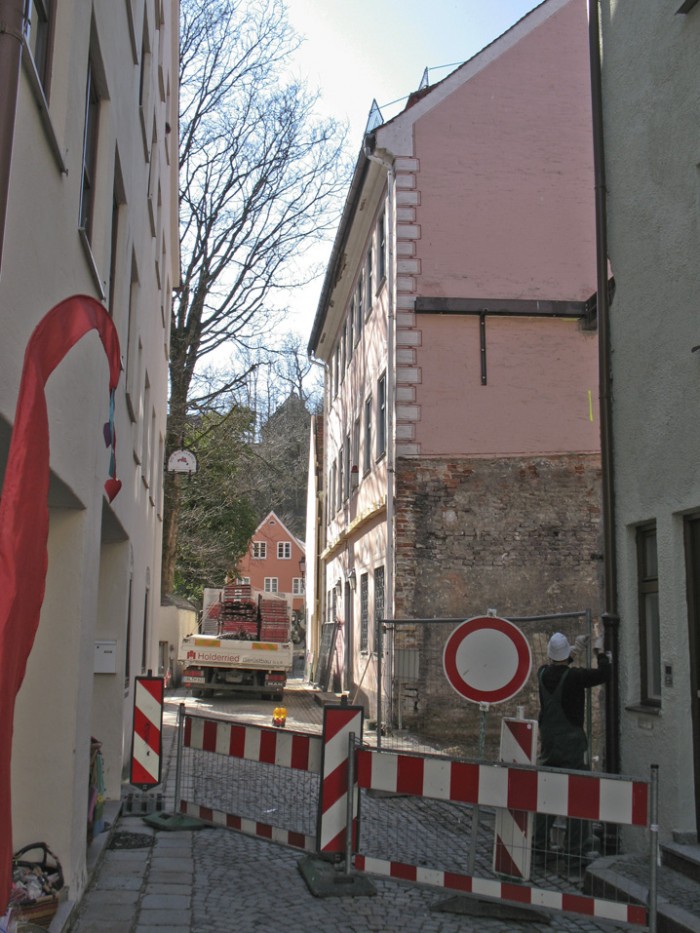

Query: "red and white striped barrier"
<box><xmin>493</xmin><ymin>716</ymin><xmax>538</xmax><ymax>879</ymax></box>
<box><xmin>317</xmin><ymin>703</ymin><xmax>364</xmax><ymax>853</ymax></box>
<box><xmin>130</xmin><ymin>675</ymin><xmax>164</xmax><ymax>789</ymax></box>
<box><xmin>184</xmin><ymin>716</ymin><xmax>322</xmax><ymax>773</ymax></box>
<box><xmin>354</xmin><ymin>855</ymin><xmax>647</xmax><ymax>927</ymax></box>
<box><xmin>356</xmin><ymin>749</ymin><xmax>648</xmax><ymax>826</ymax></box>
<box><xmin>179</xmin><ymin>800</ymin><xmax>316</xmax><ymax>852</ymax></box>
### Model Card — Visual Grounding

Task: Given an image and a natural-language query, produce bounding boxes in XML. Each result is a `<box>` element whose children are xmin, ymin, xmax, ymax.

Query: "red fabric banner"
<box><xmin>0</xmin><ymin>295</ymin><xmax>121</xmax><ymax>911</ymax></box>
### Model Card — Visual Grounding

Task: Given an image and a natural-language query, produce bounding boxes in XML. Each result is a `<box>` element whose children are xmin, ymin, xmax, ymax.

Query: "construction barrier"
<box><xmin>130</xmin><ymin>674</ymin><xmax>164</xmax><ymax>790</ymax></box>
<box><xmin>493</xmin><ymin>715</ymin><xmax>538</xmax><ymax>880</ymax></box>
<box><xmin>173</xmin><ymin>702</ymin><xmax>657</xmax><ymax>929</ymax></box>
<box><xmin>175</xmin><ymin>708</ymin><xmax>323</xmax><ymax>851</ymax></box>
<box><xmin>354</xmin><ymin>743</ymin><xmax>656</xmax><ymax>928</ymax></box>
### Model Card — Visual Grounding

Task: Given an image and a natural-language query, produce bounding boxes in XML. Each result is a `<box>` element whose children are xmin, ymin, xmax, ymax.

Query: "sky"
<box><xmin>278</xmin><ymin>0</ymin><xmax>542</xmax><ymax>339</ymax></box>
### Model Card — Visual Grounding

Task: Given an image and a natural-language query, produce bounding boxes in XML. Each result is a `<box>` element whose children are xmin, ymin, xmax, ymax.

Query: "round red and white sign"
<box><xmin>443</xmin><ymin>615</ymin><xmax>532</xmax><ymax>705</ymax></box>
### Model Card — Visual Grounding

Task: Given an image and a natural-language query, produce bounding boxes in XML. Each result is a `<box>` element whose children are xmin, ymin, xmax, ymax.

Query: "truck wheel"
<box><xmin>273</xmin><ymin>693</ymin><xmax>283</xmax><ymax>702</ymax></box>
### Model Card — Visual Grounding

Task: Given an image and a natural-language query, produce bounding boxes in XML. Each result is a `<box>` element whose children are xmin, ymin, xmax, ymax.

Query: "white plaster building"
<box><xmin>0</xmin><ymin>0</ymin><xmax>179</xmax><ymax>905</ymax></box>
<box><xmin>599</xmin><ymin>0</ymin><xmax>700</xmax><ymax>843</ymax></box>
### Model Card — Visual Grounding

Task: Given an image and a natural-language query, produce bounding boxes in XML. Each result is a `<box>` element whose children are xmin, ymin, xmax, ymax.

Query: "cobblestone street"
<box><xmin>64</xmin><ymin>681</ymin><xmax>641</xmax><ymax>932</ymax></box>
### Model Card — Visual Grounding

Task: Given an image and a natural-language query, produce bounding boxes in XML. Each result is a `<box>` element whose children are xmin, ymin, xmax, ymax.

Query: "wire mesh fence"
<box><xmin>175</xmin><ymin>711</ymin><xmax>321</xmax><ymax>846</ymax></box>
<box><xmin>355</xmin><ymin>741</ymin><xmax>656</xmax><ymax>930</ymax></box>
<box><xmin>376</xmin><ymin>611</ymin><xmax>600</xmax><ymax>762</ymax></box>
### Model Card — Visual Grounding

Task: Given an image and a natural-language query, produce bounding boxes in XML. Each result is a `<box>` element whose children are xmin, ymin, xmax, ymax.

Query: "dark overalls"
<box><xmin>535</xmin><ymin>667</ymin><xmax>588</xmax><ymax>862</ymax></box>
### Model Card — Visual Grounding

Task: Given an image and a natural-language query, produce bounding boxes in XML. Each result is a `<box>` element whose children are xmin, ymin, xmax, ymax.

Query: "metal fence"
<box><xmin>170</xmin><ymin>701</ymin><xmax>658</xmax><ymax>931</ymax></box>
<box><xmin>376</xmin><ymin>610</ymin><xmax>598</xmax><ymax>760</ymax></box>
<box><xmin>355</xmin><ymin>741</ymin><xmax>658</xmax><ymax>931</ymax></box>
<box><xmin>174</xmin><ymin>707</ymin><xmax>322</xmax><ymax>851</ymax></box>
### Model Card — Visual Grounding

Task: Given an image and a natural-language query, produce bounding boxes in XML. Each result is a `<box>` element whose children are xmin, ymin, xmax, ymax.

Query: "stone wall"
<box><xmin>392</xmin><ymin>453</ymin><xmax>604</xmax><ymax>757</ymax></box>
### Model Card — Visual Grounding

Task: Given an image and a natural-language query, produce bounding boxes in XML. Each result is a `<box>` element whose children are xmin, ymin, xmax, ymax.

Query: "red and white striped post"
<box><xmin>317</xmin><ymin>701</ymin><xmax>363</xmax><ymax>855</ymax></box>
<box><xmin>493</xmin><ymin>714</ymin><xmax>538</xmax><ymax>879</ymax></box>
<box><xmin>130</xmin><ymin>673</ymin><xmax>164</xmax><ymax>789</ymax></box>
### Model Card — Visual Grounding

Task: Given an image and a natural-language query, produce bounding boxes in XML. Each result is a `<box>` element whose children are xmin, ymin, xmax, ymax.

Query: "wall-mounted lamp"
<box><xmin>347</xmin><ymin>568</ymin><xmax>357</xmax><ymax>591</ymax></box>
<box><xmin>350</xmin><ymin>464</ymin><xmax>359</xmax><ymax>488</ymax></box>
<box><xmin>298</xmin><ymin>556</ymin><xmax>307</xmax><ymax>578</ymax></box>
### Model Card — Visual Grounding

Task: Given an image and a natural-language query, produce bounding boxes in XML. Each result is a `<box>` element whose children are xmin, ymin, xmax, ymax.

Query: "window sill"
<box><xmin>625</xmin><ymin>703</ymin><xmax>661</xmax><ymax>716</ymax></box>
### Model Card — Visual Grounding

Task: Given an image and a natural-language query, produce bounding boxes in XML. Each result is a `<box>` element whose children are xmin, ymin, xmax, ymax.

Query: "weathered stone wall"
<box><xmin>392</xmin><ymin>453</ymin><xmax>604</xmax><ymax>758</ymax></box>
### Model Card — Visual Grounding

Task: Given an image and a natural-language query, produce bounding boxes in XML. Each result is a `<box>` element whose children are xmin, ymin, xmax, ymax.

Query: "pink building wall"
<box><xmin>379</xmin><ymin>0</ymin><xmax>598</xmax><ymax>460</ymax></box>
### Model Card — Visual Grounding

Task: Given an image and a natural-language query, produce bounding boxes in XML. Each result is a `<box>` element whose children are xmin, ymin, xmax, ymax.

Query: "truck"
<box><xmin>179</xmin><ymin>583</ymin><xmax>293</xmax><ymax>700</ymax></box>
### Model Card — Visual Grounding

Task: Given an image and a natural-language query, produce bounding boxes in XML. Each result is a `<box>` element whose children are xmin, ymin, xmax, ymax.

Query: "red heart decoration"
<box><xmin>104</xmin><ymin>477</ymin><xmax>123</xmax><ymax>502</ymax></box>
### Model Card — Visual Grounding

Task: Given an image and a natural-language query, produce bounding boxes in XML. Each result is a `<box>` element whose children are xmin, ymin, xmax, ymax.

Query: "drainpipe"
<box><xmin>589</xmin><ymin>0</ymin><xmax>620</xmax><ymax>775</ymax></box>
<box><xmin>364</xmin><ymin>137</ymin><xmax>396</xmax><ymax>728</ymax></box>
<box><xmin>0</xmin><ymin>0</ymin><xmax>24</xmax><ymax>280</ymax></box>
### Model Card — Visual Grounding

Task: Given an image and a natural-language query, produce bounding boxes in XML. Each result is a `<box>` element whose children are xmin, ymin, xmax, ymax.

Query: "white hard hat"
<box><xmin>547</xmin><ymin>632</ymin><xmax>571</xmax><ymax>661</ymax></box>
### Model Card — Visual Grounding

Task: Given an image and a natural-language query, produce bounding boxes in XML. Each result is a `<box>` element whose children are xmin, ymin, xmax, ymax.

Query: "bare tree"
<box><xmin>163</xmin><ymin>0</ymin><xmax>349</xmax><ymax>593</ymax></box>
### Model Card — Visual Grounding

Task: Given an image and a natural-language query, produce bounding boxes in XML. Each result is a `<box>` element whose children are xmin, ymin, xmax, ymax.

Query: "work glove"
<box><xmin>571</xmin><ymin>634</ymin><xmax>589</xmax><ymax>657</ymax></box>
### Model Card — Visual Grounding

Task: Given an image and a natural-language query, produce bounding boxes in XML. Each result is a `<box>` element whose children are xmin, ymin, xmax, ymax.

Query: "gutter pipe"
<box><xmin>363</xmin><ymin>134</ymin><xmax>396</xmax><ymax>732</ymax></box>
<box><xmin>588</xmin><ymin>0</ymin><xmax>620</xmax><ymax>774</ymax></box>
<box><xmin>0</xmin><ymin>0</ymin><xmax>24</xmax><ymax>280</ymax></box>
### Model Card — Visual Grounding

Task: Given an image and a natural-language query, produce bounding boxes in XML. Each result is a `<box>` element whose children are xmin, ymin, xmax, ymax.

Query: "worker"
<box><xmin>534</xmin><ymin>628</ymin><xmax>610</xmax><ymax>879</ymax></box>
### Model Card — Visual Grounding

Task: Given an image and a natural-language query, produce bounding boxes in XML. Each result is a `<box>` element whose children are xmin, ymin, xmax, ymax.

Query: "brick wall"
<box><xmin>392</xmin><ymin>453</ymin><xmax>604</xmax><ymax>752</ymax></box>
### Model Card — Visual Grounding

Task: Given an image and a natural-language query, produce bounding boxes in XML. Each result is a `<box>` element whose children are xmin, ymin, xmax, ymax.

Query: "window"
<box><xmin>356</xmin><ymin>272</ymin><xmax>364</xmax><ymax>325</ymax></box>
<box><xmin>253</xmin><ymin>542</ymin><xmax>267</xmax><ymax>559</ymax></box>
<box><xmin>293</xmin><ymin>578</ymin><xmax>305</xmax><ymax>595</ymax></box>
<box><xmin>344</xmin><ymin>434</ymin><xmax>351</xmax><ymax>500</ymax></box>
<box><xmin>24</xmin><ymin>0</ymin><xmax>53</xmax><ymax>92</ymax></box>
<box><xmin>374</xmin><ymin>566</ymin><xmax>385</xmax><ymax>653</ymax></box>
<box><xmin>377</xmin><ymin>210</ymin><xmax>386</xmax><ymax>285</ymax></box>
<box><xmin>352</xmin><ymin>418</ymin><xmax>361</xmax><ymax>490</ymax></box>
<box><xmin>347</xmin><ymin>309</ymin><xmax>354</xmax><ymax>362</ymax></box>
<box><xmin>109</xmin><ymin>157</ymin><xmax>126</xmax><ymax>316</ymax></box>
<box><xmin>278</xmin><ymin>541</ymin><xmax>291</xmax><ymax>559</ymax></box>
<box><xmin>353</xmin><ymin>295</ymin><xmax>360</xmax><ymax>344</ymax></box>
<box><xmin>360</xmin><ymin>572</ymin><xmax>369</xmax><ymax>652</ymax></box>
<box><xmin>334</xmin><ymin>345</ymin><xmax>340</xmax><ymax>396</ymax></box>
<box><xmin>366</xmin><ymin>244</ymin><xmax>373</xmax><ymax>311</ymax></box>
<box><xmin>376</xmin><ymin>373</ymin><xmax>386</xmax><ymax>459</ymax></box>
<box><xmin>340</xmin><ymin>324</ymin><xmax>346</xmax><ymax>379</ymax></box>
<box><xmin>637</xmin><ymin>523</ymin><xmax>661</xmax><ymax>706</ymax></box>
<box><xmin>337</xmin><ymin>450</ymin><xmax>344</xmax><ymax>509</ymax></box>
<box><xmin>329</xmin><ymin>462</ymin><xmax>336</xmax><ymax>518</ymax></box>
<box><xmin>364</xmin><ymin>397</ymin><xmax>372</xmax><ymax>474</ymax></box>
<box><xmin>264</xmin><ymin>577</ymin><xmax>278</xmax><ymax>593</ymax></box>
<box><xmin>79</xmin><ymin>59</ymin><xmax>101</xmax><ymax>241</ymax></box>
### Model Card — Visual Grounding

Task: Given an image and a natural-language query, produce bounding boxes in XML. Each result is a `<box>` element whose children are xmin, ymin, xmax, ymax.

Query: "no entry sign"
<box><xmin>443</xmin><ymin>615</ymin><xmax>531</xmax><ymax>704</ymax></box>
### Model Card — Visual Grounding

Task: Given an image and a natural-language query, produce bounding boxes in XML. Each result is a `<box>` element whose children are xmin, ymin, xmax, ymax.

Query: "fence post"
<box><xmin>344</xmin><ymin>731</ymin><xmax>356</xmax><ymax>876</ymax></box>
<box><xmin>377</xmin><ymin>622</ymin><xmax>383</xmax><ymax>751</ymax></box>
<box><xmin>173</xmin><ymin>702</ymin><xmax>185</xmax><ymax>814</ymax></box>
<box><xmin>648</xmin><ymin>763</ymin><xmax>659</xmax><ymax>933</ymax></box>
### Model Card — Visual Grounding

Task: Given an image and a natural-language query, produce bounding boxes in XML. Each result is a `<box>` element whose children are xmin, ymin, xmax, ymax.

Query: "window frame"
<box><xmin>637</xmin><ymin>522</ymin><xmax>661</xmax><ymax>707</ymax></box>
<box><xmin>364</xmin><ymin>396</ymin><xmax>372</xmax><ymax>475</ymax></box>
<box><xmin>360</xmin><ymin>572</ymin><xmax>369</xmax><ymax>653</ymax></box>
<box><xmin>79</xmin><ymin>58</ymin><xmax>101</xmax><ymax>243</ymax></box>
<box><xmin>376</xmin><ymin>373</ymin><xmax>387</xmax><ymax>460</ymax></box>
<box><xmin>264</xmin><ymin>577</ymin><xmax>279</xmax><ymax>593</ymax></box>
<box><xmin>377</xmin><ymin>209</ymin><xmax>386</xmax><ymax>288</ymax></box>
<box><xmin>252</xmin><ymin>541</ymin><xmax>267</xmax><ymax>560</ymax></box>
<box><xmin>277</xmin><ymin>541</ymin><xmax>292</xmax><ymax>560</ymax></box>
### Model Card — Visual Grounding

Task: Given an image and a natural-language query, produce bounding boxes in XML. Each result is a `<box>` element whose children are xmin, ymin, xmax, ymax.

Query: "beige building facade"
<box><xmin>0</xmin><ymin>0</ymin><xmax>178</xmax><ymax>905</ymax></box>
